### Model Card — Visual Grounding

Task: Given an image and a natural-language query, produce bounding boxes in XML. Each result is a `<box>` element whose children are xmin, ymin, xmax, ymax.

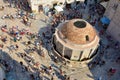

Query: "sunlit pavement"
<box><xmin>0</xmin><ymin>0</ymin><xmax>120</xmax><ymax>80</ymax></box>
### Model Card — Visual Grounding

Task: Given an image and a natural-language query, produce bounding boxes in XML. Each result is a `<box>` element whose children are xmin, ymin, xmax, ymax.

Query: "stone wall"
<box><xmin>27</xmin><ymin>0</ymin><xmax>85</xmax><ymax>13</ymax></box>
<box><xmin>27</xmin><ymin>0</ymin><xmax>65</xmax><ymax>13</ymax></box>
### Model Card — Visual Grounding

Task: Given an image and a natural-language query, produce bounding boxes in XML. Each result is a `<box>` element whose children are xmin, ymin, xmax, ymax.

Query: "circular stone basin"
<box><xmin>74</xmin><ymin>21</ymin><xmax>86</xmax><ymax>28</ymax></box>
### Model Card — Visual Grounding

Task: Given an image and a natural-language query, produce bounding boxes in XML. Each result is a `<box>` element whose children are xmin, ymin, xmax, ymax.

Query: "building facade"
<box><xmin>104</xmin><ymin>0</ymin><xmax>120</xmax><ymax>42</ymax></box>
<box><xmin>52</xmin><ymin>19</ymin><xmax>99</xmax><ymax>61</ymax></box>
<box><xmin>27</xmin><ymin>0</ymin><xmax>85</xmax><ymax>13</ymax></box>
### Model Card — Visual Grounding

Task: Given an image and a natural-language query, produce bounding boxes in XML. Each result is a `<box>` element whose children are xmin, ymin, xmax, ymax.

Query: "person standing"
<box><xmin>13</xmin><ymin>37</ymin><xmax>17</xmax><ymax>42</ymax></box>
<box><xmin>98</xmin><ymin>76</ymin><xmax>102</xmax><ymax>80</ymax></box>
<box><xmin>15</xmin><ymin>44</ymin><xmax>19</xmax><ymax>50</ymax></box>
<box><xmin>8</xmin><ymin>0</ymin><xmax>12</xmax><ymax>7</ymax></box>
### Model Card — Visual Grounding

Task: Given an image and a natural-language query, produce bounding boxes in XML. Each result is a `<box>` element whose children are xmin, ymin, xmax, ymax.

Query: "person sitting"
<box><xmin>1</xmin><ymin>27</ymin><xmax>7</xmax><ymax>32</ymax></box>
<box><xmin>108</xmin><ymin>68</ymin><xmax>116</xmax><ymax>76</ymax></box>
<box><xmin>0</xmin><ymin>44</ymin><xmax>4</xmax><ymax>48</ymax></box>
<box><xmin>114</xmin><ymin>42</ymin><xmax>119</xmax><ymax>49</ymax></box>
<box><xmin>0</xmin><ymin>6</ymin><xmax>4</xmax><ymax>11</ymax></box>
<box><xmin>3</xmin><ymin>25</ymin><xmax>7</xmax><ymax>29</ymax></box>
<box><xmin>1</xmin><ymin>36</ymin><xmax>7</xmax><ymax>43</ymax></box>
<box><xmin>116</xmin><ymin>57</ymin><xmax>120</xmax><ymax>63</ymax></box>
<box><xmin>15</xmin><ymin>44</ymin><xmax>19</xmax><ymax>50</ymax></box>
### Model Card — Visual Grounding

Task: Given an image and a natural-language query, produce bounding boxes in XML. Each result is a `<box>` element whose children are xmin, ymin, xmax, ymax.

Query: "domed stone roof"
<box><xmin>60</xmin><ymin>19</ymin><xmax>97</xmax><ymax>44</ymax></box>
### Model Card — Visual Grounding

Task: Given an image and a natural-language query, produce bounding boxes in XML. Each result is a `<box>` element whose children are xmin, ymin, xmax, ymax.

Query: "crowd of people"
<box><xmin>0</xmin><ymin>16</ymin><xmax>68</xmax><ymax>79</ymax></box>
<box><xmin>0</xmin><ymin>24</ymin><xmax>67</xmax><ymax>80</ymax></box>
<box><xmin>0</xmin><ymin>0</ymin><xmax>119</xmax><ymax>80</ymax></box>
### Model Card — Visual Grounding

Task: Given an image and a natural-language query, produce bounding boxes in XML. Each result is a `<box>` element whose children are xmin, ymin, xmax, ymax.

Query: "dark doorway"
<box><xmin>84</xmin><ymin>0</ymin><xmax>88</xmax><ymax>5</ymax></box>
<box><xmin>88</xmin><ymin>49</ymin><xmax>93</xmax><ymax>58</ymax></box>
<box><xmin>66</xmin><ymin>3</ymin><xmax>71</xmax><ymax>9</ymax></box>
<box><xmin>78</xmin><ymin>51</ymin><xmax>83</xmax><ymax>61</ymax></box>
<box><xmin>76</xmin><ymin>1</ymin><xmax>80</xmax><ymax>5</ymax></box>
<box><xmin>86</xmin><ymin>35</ymin><xmax>89</xmax><ymax>41</ymax></box>
<box><xmin>90</xmin><ymin>48</ymin><xmax>99</xmax><ymax>58</ymax></box>
<box><xmin>53</xmin><ymin>3</ymin><xmax>57</xmax><ymax>7</ymax></box>
<box><xmin>64</xmin><ymin>47</ymin><xmax>72</xmax><ymax>60</ymax></box>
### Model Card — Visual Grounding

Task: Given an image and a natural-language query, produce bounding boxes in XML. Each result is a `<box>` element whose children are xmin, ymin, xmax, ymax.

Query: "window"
<box><xmin>78</xmin><ymin>51</ymin><xmax>83</xmax><ymax>61</ymax></box>
<box><xmin>56</xmin><ymin>41</ymin><xmax>63</xmax><ymax>55</ymax></box>
<box><xmin>88</xmin><ymin>49</ymin><xmax>93</xmax><ymax>58</ymax></box>
<box><xmin>53</xmin><ymin>35</ymin><xmax>56</xmax><ymax>43</ymax></box>
<box><xmin>53</xmin><ymin>3</ymin><xmax>57</xmax><ymax>7</ymax></box>
<box><xmin>64</xmin><ymin>47</ymin><xmax>72</xmax><ymax>60</ymax></box>
<box><xmin>85</xmin><ymin>35</ymin><xmax>89</xmax><ymax>41</ymax></box>
<box><xmin>59</xmin><ymin>2</ymin><xmax>63</xmax><ymax>5</ymax></box>
<box><xmin>53</xmin><ymin>35</ymin><xmax>57</xmax><ymax>50</ymax></box>
<box><xmin>90</xmin><ymin>48</ymin><xmax>98</xmax><ymax>58</ymax></box>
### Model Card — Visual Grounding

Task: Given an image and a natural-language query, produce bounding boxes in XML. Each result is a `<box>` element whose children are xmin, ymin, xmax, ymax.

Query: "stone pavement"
<box><xmin>0</xmin><ymin>66</ymin><xmax>5</xmax><ymax>80</ymax></box>
<box><xmin>0</xmin><ymin>0</ymin><xmax>120</xmax><ymax>80</ymax></box>
<box><xmin>0</xmin><ymin>1</ymin><xmax>92</xmax><ymax>80</ymax></box>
